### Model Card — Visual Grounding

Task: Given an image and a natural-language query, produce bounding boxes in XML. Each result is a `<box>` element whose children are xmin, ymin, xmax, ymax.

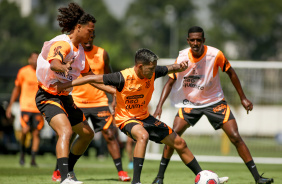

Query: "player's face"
<box><xmin>28</xmin><ymin>53</ymin><xmax>38</xmax><ymax>68</ymax></box>
<box><xmin>187</xmin><ymin>32</ymin><xmax>205</xmax><ymax>57</ymax></box>
<box><xmin>79</xmin><ymin>21</ymin><xmax>95</xmax><ymax>44</ymax></box>
<box><xmin>140</xmin><ymin>61</ymin><xmax>157</xmax><ymax>79</ymax></box>
<box><xmin>82</xmin><ymin>32</ymin><xmax>95</xmax><ymax>51</ymax></box>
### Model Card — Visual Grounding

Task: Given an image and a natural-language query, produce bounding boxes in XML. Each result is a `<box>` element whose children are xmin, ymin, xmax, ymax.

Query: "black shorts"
<box><xmin>81</xmin><ymin>106</ymin><xmax>115</xmax><ymax>132</ymax></box>
<box><xmin>21</xmin><ymin>111</ymin><xmax>44</xmax><ymax>131</ymax></box>
<box><xmin>120</xmin><ymin>115</ymin><xmax>174</xmax><ymax>144</ymax></box>
<box><xmin>35</xmin><ymin>87</ymin><xmax>85</xmax><ymax>126</ymax></box>
<box><xmin>176</xmin><ymin>100</ymin><xmax>235</xmax><ymax>130</ymax></box>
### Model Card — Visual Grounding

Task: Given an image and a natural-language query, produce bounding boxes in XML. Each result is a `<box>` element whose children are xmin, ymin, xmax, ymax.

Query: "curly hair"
<box><xmin>57</xmin><ymin>3</ymin><xmax>96</xmax><ymax>33</ymax></box>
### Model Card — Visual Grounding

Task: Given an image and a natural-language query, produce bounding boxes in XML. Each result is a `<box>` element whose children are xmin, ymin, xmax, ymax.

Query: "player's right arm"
<box><xmin>153</xmin><ymin>77</ymin><xmax>176</xmax><ymax>119</ymax></box>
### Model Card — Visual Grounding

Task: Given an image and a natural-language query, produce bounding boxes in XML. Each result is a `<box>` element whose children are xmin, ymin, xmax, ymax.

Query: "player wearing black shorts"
<box><xmin>152</xmin><ymin>26</ymin><xmax>273</xmax><ymax>184</ymax></box>
<box><xmin>6</xmin><ymin>52</ymin><xmax>44</xmax><ymax>167</ymax></box>
<box><xmin>55</xmin><ymin>48</ymin><xmax>229</xmax><ymax>184</ymax></box>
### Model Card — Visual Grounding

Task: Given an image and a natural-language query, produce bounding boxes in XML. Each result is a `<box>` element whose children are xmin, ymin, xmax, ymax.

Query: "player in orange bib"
<box><xmin>35</xmin><ymin>3</ymin><xmax>115</xmax><ymax>184</ymax></box>
<box><xmin>54</xmin><ymin>48</ymin><xmax>229</xmax><ymax>184</ymax></box>
<box><xmin>151</xmin><ymin>26</ymin><xmax>274</xmax><ymax>184</ymax></box>
<box><xmin>52</xmin><ymin>31</ymin><xmax>131</xmax><ymax>182</ymax></box>
<box><xmin>6</xmin><ymin>51</ymin><xmax>44</xmax><ymax>167</ymax></box>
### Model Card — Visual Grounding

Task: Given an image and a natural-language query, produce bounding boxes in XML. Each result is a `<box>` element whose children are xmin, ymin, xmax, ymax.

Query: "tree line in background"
<box><xmin>0</xmin><ymin>0</ymin><xmax>282</xmax><ymax>96</ymax></box>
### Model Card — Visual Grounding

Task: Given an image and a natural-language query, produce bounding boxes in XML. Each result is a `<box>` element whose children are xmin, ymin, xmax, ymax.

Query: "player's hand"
<box><xmin>62</xmin><ymin>58</ymin><xmax>74</xmax><ymax>77</ymax></box>
<box><xmin>5</xmin><ymin>105</ymin><xmax>12</xmax><ymax>119</ymax></box>
<box><xmin>50</xmin><ymin>82</ymin><xmax>66</xmax><ymax>93</ymax></box>
<box><xmin>241</xmin><ymin>98</ymin><xmax>253</xmax><ymax>114</ymax></box>
<box><xmin>178</xmin><ymin>60</ymin><xmax>188</xmax><ymax>72</ymax></box>
<box><xmin>153</xmin><ymin>106</ymin><xmax>163</xmax><ymax>119</ymax></box>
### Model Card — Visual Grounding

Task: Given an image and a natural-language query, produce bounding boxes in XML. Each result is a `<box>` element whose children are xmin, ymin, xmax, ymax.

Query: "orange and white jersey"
<box><xmin>115</xmin><ymin>68</ymin><xmax>155</xmax><ymax>126</ymax></box>
<box><xmin>72</xmin><ymin>45</ymin><xmax>108</xmax><ymax>108</ymax></box>
<box><xmin>36</xmin><ymin>34</ymin><xmax>90</xmax><ymax>96</ymax></box>
<box><xmin>169</xmin><ymin>45</ymin><xmax>231</xmax><ymax>108</ymax></box>
<box><xmin>15</xmin><ymin>65</ymin><xmax>39</xmax><ymax>113</ymax></box>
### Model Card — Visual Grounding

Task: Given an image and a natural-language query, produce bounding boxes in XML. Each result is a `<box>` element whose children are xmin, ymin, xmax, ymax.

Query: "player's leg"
<box><xmin>19</xmin><ymin>112</ymin><xmax>31</xmax><ymax>166</ymax></box>
<box><xmin>49</xmin><ymin>114</ymin><xmax>73</xmax><ymax>182</ymax></box>
<box><xmin>153</xmin><ymin>117</ymin><xmax>190</xmax><ymax>184</ymax></box>
<box><xmin>122</xmin><ymin>122</ymin><xmax>149</xmax><ymax>184</ymax></box>
<box><xmin>161</xmin><ymin>132</ymin><xmax>202</xmax><ymax>175</ymax></box>
<box><xmin>102</xmin><ymin>127</ymin><xmax>131</xmax><ymax>181</ymax></box>
<box><xmin>222</xmin><ymin>119</ymin><xmax>273</xmax><ymax>183</ymax></box>
<box><xmin>68</xmin><ymin>120</ymin><xmax>94</xmax><ymax>174</ymax></box>
<box><xmin>30</xmin><ymin>113</ymin><xmax>44</xmax><ymax>166</ymax></box>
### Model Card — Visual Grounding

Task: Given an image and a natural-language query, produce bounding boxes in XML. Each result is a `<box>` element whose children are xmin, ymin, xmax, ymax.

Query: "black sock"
<box><xmin>132</xmin><ymin>157</ymin><xmax>144</xmax><ymax>184</ymax></box>
<box><xmin>57</xmin><ymin>157</ymin><xmax>68</xmax><ymax>182</ymax></box>
<box><xmin>246</xmin><ymin>160</ymin><xmax>260</xmax><ymax>181</ymax></box>
<box><xmin>68</xmin><ymin>152</ymin><xmax>82</xmax><ymax>172</ymax></box>
<box><xmin>31</xmin><ymin>151</ymin><xmax>37</xmax><ymax>162</ymax></box>
<box><xmin>186</xmin><ymin>157</ymin><xmax>202</xmax><ymax>175</ymax></box>
<box><xmin>20</xmin><ymin>145</ymin><xmax>25</xmax><ymax>155</ymax></box>
<box><xmin>113</xmin><ymin>158</ymin><xmax>123</xmax><ymax>172</ymax></box>
<box><xmin>157</xmin><ymin>157</ymin><xmax>170</xmax><ymax>179</ymax></box>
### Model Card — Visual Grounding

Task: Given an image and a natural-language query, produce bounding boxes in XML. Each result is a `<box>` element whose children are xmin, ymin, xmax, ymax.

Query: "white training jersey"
<box><xmin>36</xmin><ymin>34</ymin><xmax>86</xmax><ymax>95</ymax></box>
<box><xmin>169</xmin><ymin>45</ymin><xmax>231</xmax><ymax>108</ymax></box>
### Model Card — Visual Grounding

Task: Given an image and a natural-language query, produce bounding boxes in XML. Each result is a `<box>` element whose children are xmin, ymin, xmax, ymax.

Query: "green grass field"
<box><xmin>0</xmin><ymin>151</ymin><xmax>281</xmax><ymax>184</ymax></box>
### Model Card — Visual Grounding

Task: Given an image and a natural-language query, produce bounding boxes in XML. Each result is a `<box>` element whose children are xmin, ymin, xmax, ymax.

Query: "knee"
<box><xmin>85</xmin><ymin>130</ymin><xmax>94</xmax><ymax>141</ymax></box>
<box><xmin>174</xmin><ymin>137</ymin><xmax>187</xmax><ymax>151</ymax></box>
<box><xmin>229</xmin><ymin>132</ymin><xmax>243</xmax><ymax>145</ymax></box>
<box><xmin>136</xmin><ymin>131</ymin><xmax>149</xmax><ymax>144</ymax></box>
<box><xmin>58</xmin><ymin>128</ymin><xmax>73</xmax><ymax>141</ymax></box>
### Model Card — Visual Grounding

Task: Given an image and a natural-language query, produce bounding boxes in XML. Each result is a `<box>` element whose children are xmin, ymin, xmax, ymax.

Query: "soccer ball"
<box><xmin>195</xmin><ymin>170</ymin><xmax>219</xmax><ymax>184</ymax></box>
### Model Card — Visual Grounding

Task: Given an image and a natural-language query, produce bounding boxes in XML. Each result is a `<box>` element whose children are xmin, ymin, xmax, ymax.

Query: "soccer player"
<box><xmin>151</xmin><ymin>26</ymin><xmax>274</xmax><ymax>184</ymax></box>
<box><xmin>54</xmin><ymin>48</ymin><xmax>229</xmax><ymax>184</ymax></box>
<box><xmin>52</xmin><ymin>30</ymin><xmax>131</xmax><ymax>182</ymax></box>
<box><xmin>35</xmin><ymin>3</ymin><xmax>115</xmax><ymax>184</ymax></box>
<box><xmin>6</xmin><ymin>51</ymin><xmax>44</xmax><ymax>167</ymax></box>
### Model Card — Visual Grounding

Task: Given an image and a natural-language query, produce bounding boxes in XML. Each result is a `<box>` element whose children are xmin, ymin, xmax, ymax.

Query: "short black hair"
<box><xmin>135</xmin><ymin>48</ymin><xmax>159</xmax><ymax>65</ymax></box>
<box><xmin>188</xmin><ymin>26</ymin><xmax>204</xmax><ymax>38</ymax></box>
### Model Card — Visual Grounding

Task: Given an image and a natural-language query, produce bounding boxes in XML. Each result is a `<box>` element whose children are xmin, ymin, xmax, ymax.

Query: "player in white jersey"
<box><xmin>35</xmin><ymin>3</ymin><xmax>115</xmax><ymax>184</ymax></box>
<box><xmin>152</xmin><ymin>26</ymin><xmax>274</xmax><ymax>184</ymax></box>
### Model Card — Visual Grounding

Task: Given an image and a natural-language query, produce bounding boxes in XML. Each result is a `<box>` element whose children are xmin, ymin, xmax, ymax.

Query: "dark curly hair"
<box><xmin>57</xmin><ymin>3</ymin><xmax>96</xmax><ymax>33</ymax></box>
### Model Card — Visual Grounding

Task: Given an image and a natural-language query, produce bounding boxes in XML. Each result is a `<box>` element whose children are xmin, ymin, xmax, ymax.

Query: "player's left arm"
<box><xmin>226</xmin><ymin>67</ymin><xmax>253</xmax><ymax>114</ymax></box>
<box><xmin>166</xmin><ymin>60</ymin><xmax>188</xmax><ymax>74</ymax></box>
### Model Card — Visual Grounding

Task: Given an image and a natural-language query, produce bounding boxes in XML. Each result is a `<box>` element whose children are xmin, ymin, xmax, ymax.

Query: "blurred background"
<box><xmin>0</xmin><ymin>0</ymin><xmax>281</xmax><ymax>161</ymax></box>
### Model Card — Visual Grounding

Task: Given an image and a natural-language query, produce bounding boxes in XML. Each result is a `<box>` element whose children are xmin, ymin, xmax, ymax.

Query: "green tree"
<box><xmin>209</xmin><ymin>0</ymin><xmax>282</xmax><ymax>60</ymax></box>
<box><xmin>123</xmin><ymin>0</ymin><xmax>196</xmax><ymax>59</ymax></box>
<box><xmin>0</xmin><ymin>0</ymin><xmax>51</xmax><ymax>66</ymax></box>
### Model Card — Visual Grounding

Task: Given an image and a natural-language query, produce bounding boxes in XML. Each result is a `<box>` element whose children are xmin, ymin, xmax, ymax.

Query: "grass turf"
<box><xmin>0</xmin><ymin>152</ymin><xmax>281</xmax><ymax>184</ymax></box>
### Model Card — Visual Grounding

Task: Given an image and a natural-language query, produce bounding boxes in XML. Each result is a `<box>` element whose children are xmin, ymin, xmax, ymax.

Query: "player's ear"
<box><xmin>203</xmin><ymin>38</ymin><xmax>206</xmax><ymax>43</ymax></box>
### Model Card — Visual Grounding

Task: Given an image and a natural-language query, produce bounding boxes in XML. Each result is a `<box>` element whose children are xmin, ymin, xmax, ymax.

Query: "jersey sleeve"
<box><xmin>47</xmin><ymin>41</ymin><xmax>71</xmax><ymax>63</ymax></box>
<box><xmin>103</xmin><ymin>72</ymin><xmax>125</xmax><ymax>92</ymax></box>
<box><xmin>215</xmin><ymin>51</ymin><xmax>231</xmax><ymax>72</ymax></box>
<box><xmin>155</xmin><ymin>65</ymin><xmax>168</xmax><ymax>79</ymax></box>
<box><xmin>14</xmin><ymin>68</ymin><xmax>24</xmax><ymax>87</ymax></box>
